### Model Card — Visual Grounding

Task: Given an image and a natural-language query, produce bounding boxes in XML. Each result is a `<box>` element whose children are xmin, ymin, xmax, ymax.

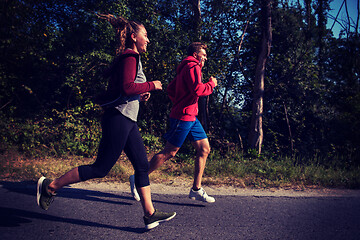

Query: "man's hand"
<box><xmin>152</xmin><ymin>80</ymin><xmax>163</xmax><ymax>90</ymax></box>
<box><xmin>209</xmin><ymin>76</ymin><xmax>218</xmax><ymax>87</ymax></box>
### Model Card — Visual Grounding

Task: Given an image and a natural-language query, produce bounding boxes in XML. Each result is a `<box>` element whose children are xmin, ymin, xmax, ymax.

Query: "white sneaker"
<box><xmin>189</xmin><ymin>187</ymin><xmax>215</xmax><ymax>203</ymax></box>
<box><xmin>129</xmin><ymin>175</ymin><xmax>140</xmax><ymax>201</ymax></box>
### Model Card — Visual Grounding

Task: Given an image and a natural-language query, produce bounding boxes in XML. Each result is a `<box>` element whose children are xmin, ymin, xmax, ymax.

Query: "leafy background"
<box><xmin>1</xmin><ymin>0</ymin><xmax>359</xmax><ymax>172</ymax></box>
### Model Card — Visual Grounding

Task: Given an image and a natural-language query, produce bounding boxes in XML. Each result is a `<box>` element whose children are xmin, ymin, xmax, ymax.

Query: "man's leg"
<box><xmin>148</xmin><ymin>141</ymin><xmax>180</xmax><ymax>174</ymax></box>
<box><xmin>191</xmin><ymin>138</ymin><xmax>210</xmax><ymax>190</ymax></box>
<box><xmin>148</xmin><ymin>118</ymin><xmax>191</xmax><ymax>174</ymax></box>
<box><xmin>188</xmin><ymin>138</ymin><xmax>215</xmax><ymax>203</ymax></box>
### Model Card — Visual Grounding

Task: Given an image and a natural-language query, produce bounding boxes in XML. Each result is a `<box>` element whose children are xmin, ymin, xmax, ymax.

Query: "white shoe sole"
<box><xmin>189</xmin><ymin>191</ymin><xmax>216</xmax><ymax>203</ymax></box>
<box><xmin>37</xmin><ymin>176</ymin><xmax>46</xmax><ymax>207</ymax></box>
<box><xmin>145</xmin><ymin>212</ymin><xmax>176</xmax><ymax>230</ymax></box>
<box><xmin>129</xmin><ymin>175</ymin><xmax>140</xmax><ymax>201</ymax></box>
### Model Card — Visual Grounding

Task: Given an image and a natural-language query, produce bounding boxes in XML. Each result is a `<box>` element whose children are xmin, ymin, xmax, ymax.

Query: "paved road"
<box><xmin>1</xmin><ymin>181</ymin><xmax>360</xmax><ymax>240</ymax></box>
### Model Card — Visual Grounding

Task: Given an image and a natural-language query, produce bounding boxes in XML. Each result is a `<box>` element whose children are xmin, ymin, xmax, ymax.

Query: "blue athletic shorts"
<box><xmin>163</xmin><ymin>118</ymin><xmax>208</xmax><ymax>147</ymax></box>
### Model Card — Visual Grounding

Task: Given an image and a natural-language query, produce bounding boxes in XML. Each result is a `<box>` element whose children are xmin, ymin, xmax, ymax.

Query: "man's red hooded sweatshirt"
<box><xmin>167</xmin><ymin>56</ymin><xmax>216</xmax><ymax>122</ymax></box>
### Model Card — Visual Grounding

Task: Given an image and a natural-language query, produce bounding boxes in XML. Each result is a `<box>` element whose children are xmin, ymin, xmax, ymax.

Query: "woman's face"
<box><xmin>132</xmin><ymin>26</ymin><xmax>149</xmax><ymax>54</ymax></box>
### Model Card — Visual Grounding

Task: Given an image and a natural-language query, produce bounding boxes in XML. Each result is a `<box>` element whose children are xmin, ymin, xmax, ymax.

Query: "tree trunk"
<box><xmin>305</xmin><ymin>0</ymin><xmax>312</xmax><ymax>40</ymax></box>
<box><xmin>317</xmin><ymin>0</ymin><xmax>325</xmax><ymax>78</ymax></box>
<box><xmin>283</xmin><ymin>102</ymin><xmax>294</xmax><ymax>154</ymax></box>
<box><xmin>189</xmin><ymin>0</ymin><xmax>202</xmax><ymax>39</ymax></box>
<box><xmin>189</xmin><ymin>0</ymin><xmax>209</xmax><ymax>131</ymax></box>
<box><xmin>356</xmin><ymin>0</ymin><xmax>359</xmax><ymax>36</ymax></box>
<box><xmin>248</xmin><ymin>0</ymin><xmax>272</xmax><ymax>154</ymax></box>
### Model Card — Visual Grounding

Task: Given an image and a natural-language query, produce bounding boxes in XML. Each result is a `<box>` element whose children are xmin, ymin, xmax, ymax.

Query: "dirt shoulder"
<box><xmin>69</xmin><ymin>178</ymin><xmax>360</xmax><ymax>198</ymax></box>
<box><xmin>2</xmin><ymin>151</ymin><xmax>359</xmax><ymax>198</ymax></box>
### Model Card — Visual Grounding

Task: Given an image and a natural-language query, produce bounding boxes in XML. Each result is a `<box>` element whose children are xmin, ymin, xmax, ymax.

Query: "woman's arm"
<box><xmin>118</xmin><ymin>55</ymin><xmax>156</xmax><ymax>96</ymax></box>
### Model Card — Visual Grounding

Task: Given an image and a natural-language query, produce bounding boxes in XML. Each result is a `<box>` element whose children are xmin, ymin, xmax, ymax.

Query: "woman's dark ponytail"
<box><xmin>97</xmin><ymin>13</ymin><xmax>128</xmax><ymax>55</ymax></box>
<box><xmin>97</xmin><ymin>13</ymin><xmax>143</xmax><ymax>56</ymax></box>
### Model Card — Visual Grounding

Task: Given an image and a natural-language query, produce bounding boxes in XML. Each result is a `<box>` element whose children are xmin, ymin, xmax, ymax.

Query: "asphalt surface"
<box><xmin>1</xmin><ymin>181</ymin><xmax>360</xmax><ymax>240</ymax></box>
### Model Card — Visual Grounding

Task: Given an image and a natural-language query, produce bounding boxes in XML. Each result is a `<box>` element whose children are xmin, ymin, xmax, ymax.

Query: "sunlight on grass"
<box><xmin>1</xmin><ymin>148</ymin><xmax>359</xmax><ymax>189</ymax></box>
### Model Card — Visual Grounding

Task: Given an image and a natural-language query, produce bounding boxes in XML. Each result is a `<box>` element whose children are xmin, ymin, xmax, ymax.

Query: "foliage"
<box><xmin>1</xmin><ymin>102</ymin><xmax>102</xmax><ymax>157</ymax></box>
<box><xmin>141</xmin><ymin>132</ymin><xmax>163</xmax><ymax>152</ymax></box>
<box><xmin>0</xmin><ymin>0</ymin><xmax>359</xmax><ymax>169</ymax></box>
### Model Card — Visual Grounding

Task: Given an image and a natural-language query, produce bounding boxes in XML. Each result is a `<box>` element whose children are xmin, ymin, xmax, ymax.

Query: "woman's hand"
<box><xmin>140</xmin><ymin>92</ymin><xmax>151</xmax><ymax>102</ymax></box>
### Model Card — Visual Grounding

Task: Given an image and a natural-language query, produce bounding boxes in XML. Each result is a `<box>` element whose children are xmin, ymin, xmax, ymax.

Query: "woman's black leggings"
<box><xmin>78</xmin><ymin>108</ymin><xmax>150</xmax><ymax>188</ymax></box>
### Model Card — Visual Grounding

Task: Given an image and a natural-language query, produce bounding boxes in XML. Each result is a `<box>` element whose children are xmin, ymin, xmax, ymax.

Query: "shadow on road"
<box><xmin>1</xmin><ymin>181</ymin><xmax>207</xmax><ymax>208</ymax></box>
<box><xmin>153</xmin><ymin>198</ymin><xmax>206</xmax><ymax>208</ymax></box>
<box><xmin>0</xmin><ymin>181</ymin><xmax>133</xmax><ymax>205</ymax></box>
<box><xmin>0</xmin><ymin>207</ymin><xmax>147</xmax><ymax>233</ymax></box>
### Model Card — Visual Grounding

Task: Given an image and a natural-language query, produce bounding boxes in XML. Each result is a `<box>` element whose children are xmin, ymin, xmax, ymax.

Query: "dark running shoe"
<box><xmin>143</xmin><ymin>209</ymin><xmax>176</xmax><ymax>230</ymax></box>
<box><xmin>37</xmin><ymin>176</ymin><xmax>56</xmax><ymax>210</ymax></box>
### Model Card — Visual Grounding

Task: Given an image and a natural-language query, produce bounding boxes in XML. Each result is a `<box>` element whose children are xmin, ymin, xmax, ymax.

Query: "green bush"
<box><xmin>1</xmin><ymin>102</ymin><xmax>102</xmax><ymax>157</ymax></box>
<box><xmin>141</xmin><ymin>132</ymin><xmax>163</xmax><ymax>152</ymax></box>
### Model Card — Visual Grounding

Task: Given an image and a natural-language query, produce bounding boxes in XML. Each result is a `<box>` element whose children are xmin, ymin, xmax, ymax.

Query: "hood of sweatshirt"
<box><xmin>176</xmin><ymin>56</ymin><xmax>200</xmax><ymax>74</ymax></box>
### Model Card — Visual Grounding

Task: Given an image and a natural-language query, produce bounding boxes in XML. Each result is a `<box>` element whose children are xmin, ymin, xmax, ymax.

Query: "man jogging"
<box><xmin>130</xmin><ymin>42</ymin><xmax>217</xmax><ymax>203</ymax></box>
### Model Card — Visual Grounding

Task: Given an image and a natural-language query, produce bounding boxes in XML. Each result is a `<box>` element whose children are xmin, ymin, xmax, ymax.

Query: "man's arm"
<box><xmin>188</xmin><ymin>65</ymin><xmax>216</xmax><ymax>97</ymax></box>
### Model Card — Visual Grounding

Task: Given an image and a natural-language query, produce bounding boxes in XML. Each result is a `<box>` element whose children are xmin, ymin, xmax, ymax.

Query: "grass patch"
<box><xmin>204</xmin><ymin>151</ymin><xmax>360</xmax><ymax>189</ymax></box>
<box><xmin>1</xmin><ymin>146</ymin><xmax>359</xmax><ymax>189</ymax></box>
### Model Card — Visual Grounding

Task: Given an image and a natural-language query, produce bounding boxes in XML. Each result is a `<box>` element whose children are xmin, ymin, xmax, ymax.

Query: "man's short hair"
<box><xmin>187</xmin><ymin>42</ymin><xmax>207</xmax><ymax>56</ymax></box>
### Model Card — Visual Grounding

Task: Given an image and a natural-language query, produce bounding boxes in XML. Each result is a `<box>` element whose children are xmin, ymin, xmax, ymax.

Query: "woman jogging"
<box><xmin>36</xmin><ymin>14</ymin><xmax>176</xmax><ymax>230</ymax></box>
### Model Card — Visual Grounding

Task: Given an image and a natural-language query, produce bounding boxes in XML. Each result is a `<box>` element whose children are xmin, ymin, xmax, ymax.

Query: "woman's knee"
<box><xmin>78</xmin><ymin>165</ymin><xmax>110</xmax><ymax>181</ymax></box>
<box><xmin>134</xmin><ymin>171</ymin><xmax>150</xmax><ymax>188</ymax></box>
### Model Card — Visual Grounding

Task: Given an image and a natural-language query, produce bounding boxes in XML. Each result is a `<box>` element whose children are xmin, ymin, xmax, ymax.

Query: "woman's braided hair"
<box><xmin>97</xmin><ymin>13</ymin><xmax>144</xmax><ymax>56</ymax></box>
